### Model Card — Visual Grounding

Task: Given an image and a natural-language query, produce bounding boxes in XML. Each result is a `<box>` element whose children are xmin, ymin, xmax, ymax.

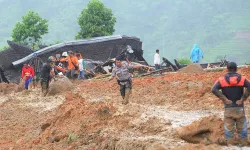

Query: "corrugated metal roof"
<box><xmin>13</xmin><ymin>35</ymin><xmax>139</xmax><ymax>66</ymax></box>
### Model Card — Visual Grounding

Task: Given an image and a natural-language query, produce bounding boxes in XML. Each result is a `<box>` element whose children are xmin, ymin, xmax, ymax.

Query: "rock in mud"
<box><xmin>41</xmin><ymin>123</ymin><xmax>51</xmax><ymax>131</ymax></box>
<box><xmin>176</xmin><ymin>115</ymin><xmax>225</xmax><ymax>145</ymax></box>
<box><xmin>48</xmin><ymin>76</ymin><xmax>74</xmax><ymax>96</ymax></box>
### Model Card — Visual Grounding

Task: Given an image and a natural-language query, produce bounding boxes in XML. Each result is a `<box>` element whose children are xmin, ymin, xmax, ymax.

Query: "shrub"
<box><xmin>178</xmin><ymin>58</ymin><xmax>192</xmax><ymax>65</ymax></box>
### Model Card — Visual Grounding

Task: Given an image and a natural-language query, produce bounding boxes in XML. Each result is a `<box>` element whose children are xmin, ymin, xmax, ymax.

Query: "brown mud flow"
<box><xmin>1</xmin><ymin>67</ymin><xmax>250</xmax><ymax>149</ymax></box>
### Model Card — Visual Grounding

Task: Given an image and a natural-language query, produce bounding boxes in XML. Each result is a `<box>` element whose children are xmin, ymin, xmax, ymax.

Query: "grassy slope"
<box><xmin>0</xmin><ymin>0</ymin><xmax>249</xmax><ymax>64</ymax></box>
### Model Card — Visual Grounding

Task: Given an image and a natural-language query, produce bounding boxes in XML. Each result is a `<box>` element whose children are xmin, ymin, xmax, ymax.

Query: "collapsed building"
<box><xmin>0</xmin><ymin>41</ymin><xmax>33</xmax><ymax>83</ymax></box>
<box><xmin>0</xmin><ymin>35</ymin><xmax>147</xmax><ymax>83</ymax></box>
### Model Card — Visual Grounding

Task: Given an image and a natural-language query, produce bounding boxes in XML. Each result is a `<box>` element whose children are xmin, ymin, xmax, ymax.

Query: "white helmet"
<box><xmin>62</xmin><ymin>52</ymin><xmax>68</xmax><ymax>57</ymax></box>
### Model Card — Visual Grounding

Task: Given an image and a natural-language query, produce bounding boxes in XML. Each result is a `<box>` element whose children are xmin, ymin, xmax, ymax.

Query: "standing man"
<box><xmin>29</xmin><ymin>53</ymin><xmax>44</xmax><ymax>88</ymax></box>
<box><xmin>109</xmin><ymin>57</ymin><xmax>147</xmax><ymax>105</ymax></box>
<box><xmin>21</xmin><ymin>64</ymin><xmax>35</xmax><ymax>90</ymax></box>
<box><xmin>154</xmin><ymin>49</ymin><xmax>161</xmax><ymax>70</ymax></box>
<box><xmin>76</xmin><ymin>53</ymin><xmax>86</xmax><ymax>80</ymax></box>
<box><xmin>40</xmin><ymin>56</ymin><xmax>56</xmax><ymax>97</ymax></box>
<box><xmin>60</xmin><ymin>51</ymin><xmax>79</xmax><ymax>79</ymax></box>
<box><xmin>212</xmin><ymin>62</ymin><xmax>250</xmax><ymax>146</ymax></box>
<box><xmin>190</xmin><ymin>44</ymin><xmax>203</xmax><ymax>63</ymax></box>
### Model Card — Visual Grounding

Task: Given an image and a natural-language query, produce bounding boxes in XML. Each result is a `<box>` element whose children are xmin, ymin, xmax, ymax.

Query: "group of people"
<box><xmin>21</xmin><ymin>50</ymin><xmax>87</xmax><ymax>95</ymax></box>
<box><xmin>20</xmin><ymin>46</ymin><xmax>250</xmax><ymax>146</ymax></box>
<box><xmin>58</xmin><ymin>50</ymin><xmax>86</xmax><ymax>79</ymax></box>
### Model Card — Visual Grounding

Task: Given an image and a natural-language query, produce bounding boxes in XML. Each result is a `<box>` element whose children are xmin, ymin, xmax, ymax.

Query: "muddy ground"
<box><xmin>1</xmin><ymin>67</ymin><xmax>250</xmax><ymax>150</ymax></box>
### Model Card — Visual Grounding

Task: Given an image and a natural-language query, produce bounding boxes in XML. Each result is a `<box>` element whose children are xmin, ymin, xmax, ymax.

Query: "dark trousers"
<box><xmin>155</xmin><ymin>64</ymin><xmax>161</xmax><ymax>70</ymax></box>
<box><xmin>224</xmin><ymin>107</ymin><xmax>248</xmax><ymax>145</ymax></box>
<box><xmin>119</xmin><ymin>80</ymin><xmax>132</xmax><ymax>105</ymax></box>
<box><xmin>41</xmin><ymin>79</ymin><xmax>49</xmax><ymax>96</ymax></box>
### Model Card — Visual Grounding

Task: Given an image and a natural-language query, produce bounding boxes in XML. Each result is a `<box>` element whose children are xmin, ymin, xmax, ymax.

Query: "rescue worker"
<box><xmin>61</xmin><ymin>52</ymin><xmax>69</xmax><ymax>69</ymax></box>
<box><xmin>109</xmin><ymin>57</ymin><xmax>147</xmax><ymax>105</ymax></box>
<box><xmin>21</xmin><ymin>63</ymin><xmax>35</xmax><ymax>90</ymax></box>
<box><xmin>60</xmin><ymin>51</ymin><xmax>79</xmax><ymax>79</ymax></box>
<box><xmin>40</xmin><ymin>56</ymin><xmax>56</xmax><ymax>97</ymax></box>
<box><xmin>212</xmin><ymin>62</ymin><xmax>250</xmax><ymax>146</ymax></box>
<box><xmin>190</xmin><ymin>44</ymin><xmax>203</xmax><ymax>63</ymax></box>
<box><xmin>28</xmin><ymin>52</ymin><xmax>44</xmax><ymax>88</ymax></box>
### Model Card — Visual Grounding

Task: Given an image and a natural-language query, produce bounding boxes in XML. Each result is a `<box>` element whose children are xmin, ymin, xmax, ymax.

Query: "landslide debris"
<box><xmin>48</xmin><ymin>76</ymin><xmax>74</xmax><ymax>96</ymax></box>
<box><xmin>0</xmin><ymin>83</ymin><xmax>18</xmax><ymax>94</ymax></box>
<box><xmin>176</xmin><ymin>115</ymin><xmax>225</xmax><ymax>145</ymax></box>
<box><xmin>179</xmin><ymin>63</ymin><xmax>204</xmax><ymax>74</ymax></box>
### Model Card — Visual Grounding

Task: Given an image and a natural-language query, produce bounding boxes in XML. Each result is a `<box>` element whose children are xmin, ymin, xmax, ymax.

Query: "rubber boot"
<box><xmin>122</xmin><ymin>88</ymin><xmax>131</xmax><ymax>105</ymax></box>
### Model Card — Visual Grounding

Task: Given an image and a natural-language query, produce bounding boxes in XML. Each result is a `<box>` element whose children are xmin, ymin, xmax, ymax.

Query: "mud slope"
<box><xmin>1</xmin><ymin>67</ymin><xmax>250</xmax><ymax>149</ymax></box>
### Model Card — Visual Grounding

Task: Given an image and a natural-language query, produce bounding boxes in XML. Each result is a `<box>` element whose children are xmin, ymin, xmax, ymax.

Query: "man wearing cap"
<box><xmin>109</xmin><ymin>57</ymin><xmax>146</xmax><ymax>105</ymax></box>
<box><xmin>212</xmin><ymin>62</ymin><xmax>250</xmax><ymax>146</ymax></box>
<box><xmin>40</xmin><ymin>56</ymin><xmax>56</xmax><ymax>96</ymax></box>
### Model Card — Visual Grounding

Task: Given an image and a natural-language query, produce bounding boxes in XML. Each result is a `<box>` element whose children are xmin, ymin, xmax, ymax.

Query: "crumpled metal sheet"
<box><xmin>12</xmin><ymin>35</ymin><xmax>125</xmax><ymax>66</ymax></box>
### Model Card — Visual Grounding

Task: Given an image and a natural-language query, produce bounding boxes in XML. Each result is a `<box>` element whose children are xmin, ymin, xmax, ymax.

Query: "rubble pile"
<box><xmin>178</xmin><ymin>63</ymin><xmax>204</xmax><ymax>74</ymax></box>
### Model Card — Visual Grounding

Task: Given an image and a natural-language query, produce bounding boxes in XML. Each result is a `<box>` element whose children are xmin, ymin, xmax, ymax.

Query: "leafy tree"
<box><xmin>11</xmin><ymin>10</ymin><xmax>48</xmax><ymax>50</ymax></box>
<box><xmin>75</xmin><ymin>0</ymin><xmax>116</xmax><ymax>39</ymax></box>
<box><xmin>49</xmin><ymin>40</ymin><xmax>62</xmax><ymax>46</ymax></box>
<box><xmin>178</xmin><ymin>58</ymin><xmax>192</xmax><ymax>65</ymax></box>
<box><xmin>0</xmin><ymin>46</ymin><xmax>9</xmax><ymax>52</ymax></box>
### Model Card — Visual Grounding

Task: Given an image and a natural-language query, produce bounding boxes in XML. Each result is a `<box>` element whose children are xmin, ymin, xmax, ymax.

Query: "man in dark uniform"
<box><xmin>212</xmin><ymin>62</ymin><xmax>250</xmax><ymax>146</ymax></box>
<box><xmin>40</xmin><ymin>56</ymin><xmax>56</xmax><ymax>97</ymax></box>
<box><xmin>29</xmin><ymin>53</ymin><xmax>43</xmax><ymax>88</ymax></box>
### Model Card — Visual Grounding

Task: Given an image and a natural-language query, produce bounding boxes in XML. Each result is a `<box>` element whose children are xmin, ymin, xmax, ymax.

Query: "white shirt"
<box><xmin>154</xmin><ymin>53</ymin><xmax>160</xmax><ymax>65</ymax></box>
<box><xmin>78</xmin><ymin>59</ymin><xmax>84</xmax><ymax>71</ymax></box>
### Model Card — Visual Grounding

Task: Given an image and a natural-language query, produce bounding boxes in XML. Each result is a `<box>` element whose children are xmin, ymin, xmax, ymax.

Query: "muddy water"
<box><xmin>130</xmin><ymin>103</ymin><xmax>223</xmax><ymax>128</ymax></box>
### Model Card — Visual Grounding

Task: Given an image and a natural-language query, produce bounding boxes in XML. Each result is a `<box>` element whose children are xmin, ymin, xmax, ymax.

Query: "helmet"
<box><xmin>62</xmin><ymin>52</ymin><xmax>68</xmax><ymax>57</ymax></box>
<box><xmin>227</xmin><ymin>62</ymin><xmax>237</xmax><ymax>70</ymax></box>
<box><xmin>32</xmin><ymin>52</ymin><xmax>38</xmax><ymax>57</ymax></box>
<box><xmin>48</xmin><ymin>56</ymin><xmax>56</xmax><ymax>63</ymax></box>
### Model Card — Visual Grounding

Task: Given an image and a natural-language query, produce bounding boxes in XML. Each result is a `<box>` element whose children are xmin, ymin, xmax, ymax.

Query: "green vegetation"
<box><xmin>76</xmin><ymin>0</ymin><xmax>116</xmax><ymax>39</ymax></box>
<box><xmin>178</xmin><ymin>58</ymin><xmax>192</xmax><ymax>65</ymax></box>
<box><xmin>11</xmin><ymin>10</ymin><xmax>48</xmax><ymax>50</ymax></box>
<box><xmin>67</xmin><ymin>133</ymin><xmax>79</xmax><ymax>143</ymax></box>
<box><xmin>48</xmin><ymin>41</ymin><xmax>62</xmax><ymax>46</ymax></box>
<box><xmin>0</xmin><ymin>0</ymin><xmax>249</xmax><ymax>64</ymax></box>
<box><xmin>0</xmin><ymin>46</ymin><xmax>9</xmax><ymax>51</ymax></box>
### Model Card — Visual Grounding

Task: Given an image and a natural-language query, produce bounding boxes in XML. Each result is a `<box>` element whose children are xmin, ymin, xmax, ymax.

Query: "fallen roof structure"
<box><xmin>13</xmin><ymin>35</ymin><xmax>147</xmax><ymax>67</ymax></box>
<box><xmin>0</xmin><ymin>41</ymin><xmax>33</xmax><ymax>83</ymax></box>
<box><xmin>0</xmin><ymin>35</ymin><xmax>147</xmax><ymax>83</ymax></box>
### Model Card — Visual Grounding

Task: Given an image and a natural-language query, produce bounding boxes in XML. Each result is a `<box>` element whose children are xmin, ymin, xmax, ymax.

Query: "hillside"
<box><xmin>0</xmin><ymin>0</ymin><xmax>250</xmax><ymax>64</ymax></box>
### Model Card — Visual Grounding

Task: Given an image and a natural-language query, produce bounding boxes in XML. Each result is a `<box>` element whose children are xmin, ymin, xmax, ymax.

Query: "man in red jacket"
<box><xmin>21</xmin><ymin>64</ymin><xmax>35</xmax><ymax>90</ymax></box>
